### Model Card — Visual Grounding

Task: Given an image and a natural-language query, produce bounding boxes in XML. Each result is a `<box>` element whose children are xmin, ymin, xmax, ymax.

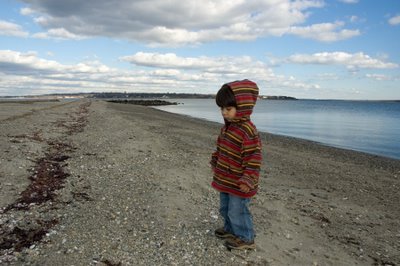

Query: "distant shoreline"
<box><xmin>0</xmin><ymin>92</ymin><xmax>297</xmax><ymax>100</ymax></box>
<box><xmin>107</xmin><ymin>99</ymin><xmax>178</xmax><ymax>106</ymax></box>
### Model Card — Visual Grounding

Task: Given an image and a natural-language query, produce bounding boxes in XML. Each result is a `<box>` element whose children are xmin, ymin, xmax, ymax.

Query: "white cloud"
<box><xmin>338</xmin><ymin>0</ymin><xmax>359</xmax><ymax>4</ymax></box>
<box><xmin>0</xmin><ymin>50</ymin><xmax>61</xmax><ymax>73</ymax></box>
<box><xmin>15</xmin><ymin>0</ymin><xmax>361</xmax><ymax>45</ymax></box>
<box><xmin>348</xmin><ymin>15</ymin><xmax>366</xmax><ymax>24</ymax></box>
<box><xmin>289</xmin><ymin>21</ymin><xmax>360</xmax><ymax>42</ymax></box>
<box><xmin>121</xmin><ymin>52</ymin><xmax>276</xmax><ymax>82</ymax></box>
<box><xmin>121</xmin><ymin>52</ymin><xmax>242</xmax><ymax>69</ymax></box>
<box><xmin>287</xmin><ymin>52</ymin><xmax>398</xmax><ymax>70</ymax></box>
<box><xmin>388</xmin><ymin>15</ymin><xmax>400</xmax><ymax>26</ymax></box>
<box><xmin>0</xmin><ymin>49</ymin><xmax>320</xmax><ymax>96</ymax></box>
<box><xmin>0</xmin><ymin>20</ymin><xmax>29</xmax><ymax>37</ymax></box>
<box><xmin>316</xmin><ymin>73</ymin><xmax>340</xmax><ymax>80</ymax></box>
<box><xmin>350</xmin><ymin>16</ymin><xmax>358</xmax><ymax>23</ymax></box>
<box><xmin>0</xmin><ymin>50</ymin><xmax>112</xmax><ymax>75</ymax></box>
<box><xmin>20</xmin><ymin>7</ymin><xmax>35</xmax><ymax>15</ymax></box>
<box><xmin>365</xmin><ymin>74</ymin><xmax>392</xmax><ymax>81</ymax></box>
<box><xmin>32</xmin><ymin>28</ymin><xmax>87</xmax><ymax>40</ymax></box>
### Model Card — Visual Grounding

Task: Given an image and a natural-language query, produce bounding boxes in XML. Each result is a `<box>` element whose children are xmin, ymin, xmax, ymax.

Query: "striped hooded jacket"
<box><xmin>211</xmin><ymin>80</ymin><xmax>262</xmax><ymax>198</ymax></box>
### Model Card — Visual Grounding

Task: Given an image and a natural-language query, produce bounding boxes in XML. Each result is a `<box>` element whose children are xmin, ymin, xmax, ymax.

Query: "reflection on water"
<box><xmin>156</xmin><ymin>99</ymin><xmax>400</xmax><ymax>160</ymax></box>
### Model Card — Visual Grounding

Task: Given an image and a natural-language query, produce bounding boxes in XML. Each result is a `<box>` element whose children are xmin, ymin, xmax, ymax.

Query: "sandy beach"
<box><xmin>1</xmin><ymin>99</ymin><xmax>399</xmax><ymax>265</ymax></box>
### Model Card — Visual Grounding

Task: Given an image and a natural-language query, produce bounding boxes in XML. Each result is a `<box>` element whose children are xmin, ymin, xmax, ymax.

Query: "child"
<box><xmin>210</xmin><ymin>79</ymin><xmax>262</xmax><ymax>250</ymax></box>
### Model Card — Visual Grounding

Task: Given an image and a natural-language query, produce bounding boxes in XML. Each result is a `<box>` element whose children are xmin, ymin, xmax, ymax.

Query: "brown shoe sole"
<box><xmin>224</xmin><ymin>240</ymin><xmax>256</xmax><ymax>250</ymax></box>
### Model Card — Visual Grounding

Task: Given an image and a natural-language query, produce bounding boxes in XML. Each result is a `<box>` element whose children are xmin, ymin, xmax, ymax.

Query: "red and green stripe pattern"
<box><xmin>211</xmin><ymin>80</ymin><xmax>262</xmax><ymax>198</ymax></box>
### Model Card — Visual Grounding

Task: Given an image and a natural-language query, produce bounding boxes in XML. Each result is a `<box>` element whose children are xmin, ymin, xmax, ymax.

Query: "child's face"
<box><xmin>221</xmin><ymin>106</ymin><xmax>237</xmax><ymax>121</ymax></box>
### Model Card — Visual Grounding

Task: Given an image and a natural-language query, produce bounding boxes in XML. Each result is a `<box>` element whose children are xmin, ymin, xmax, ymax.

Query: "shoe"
<box><xmin>214</xmin><ymin>228</ymin><xmax>235</xmax><ymax>239</ymax></box>
<box><xmin>224</xmin><ymin>237</ymin><xmax>256</xmax><ymax>250</ymax></box>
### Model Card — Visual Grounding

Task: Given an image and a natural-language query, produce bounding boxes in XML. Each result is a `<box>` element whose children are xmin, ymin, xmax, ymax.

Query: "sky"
<box><xmin>0</xmin><ymin>0</ymin><xmax>399</xmax><ymax>100</ymax></box>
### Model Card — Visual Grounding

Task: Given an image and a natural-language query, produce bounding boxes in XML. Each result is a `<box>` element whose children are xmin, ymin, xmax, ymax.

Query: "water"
<box><xmin>155</xmin><ymin>99</ymin><xmax>400</xmax><ymax>160</ymax></box>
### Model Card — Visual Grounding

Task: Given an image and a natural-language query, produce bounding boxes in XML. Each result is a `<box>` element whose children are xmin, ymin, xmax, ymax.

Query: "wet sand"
<box><xmin>1</xmin><ymin>99</ymin><xmax>399</xmax><ymax>265</ymax></box>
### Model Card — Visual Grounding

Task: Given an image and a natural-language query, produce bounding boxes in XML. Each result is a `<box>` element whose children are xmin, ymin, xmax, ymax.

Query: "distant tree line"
<box><xmin>91</xmin><ymin>93</ymin><xmax>297</xmax><ymax>100</ymax></box>
<box><xmin>107</xmin><ymin>99</ymin><xmax>178</xmax><ymax>106</ymax></box>
<box><xmin>260</xmin><ymin>96</ymin><xmax>297</xmax><ymax>100</ymax></box>
<box><xmin>1</xmin><ymin>92</ymin><xmax>297</xmax><ymax>100</ymax></box>
<box><xmin>90</xmin><ymin>92</ymin><xmax>214</xmax><ymax>99</ymax></box>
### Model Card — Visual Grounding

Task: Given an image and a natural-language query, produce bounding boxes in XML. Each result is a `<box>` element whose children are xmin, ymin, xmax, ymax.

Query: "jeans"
<box><xmin>219</xmin><ymin>192</ymin><xmax>254</xmax><ymax>242</ymax></box>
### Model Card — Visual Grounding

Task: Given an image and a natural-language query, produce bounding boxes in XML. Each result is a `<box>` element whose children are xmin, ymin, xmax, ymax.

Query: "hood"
<box><xmin>225</xmin><ymin>79</ymin><xmax>259</xmax><ymax>122</ymax></box>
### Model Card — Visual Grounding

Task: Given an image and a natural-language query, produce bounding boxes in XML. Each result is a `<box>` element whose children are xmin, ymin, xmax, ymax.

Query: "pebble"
<box><xmin>2</xmin><ymin>100</ymin><xmax>399</xmax><ymax>266</ymax></box>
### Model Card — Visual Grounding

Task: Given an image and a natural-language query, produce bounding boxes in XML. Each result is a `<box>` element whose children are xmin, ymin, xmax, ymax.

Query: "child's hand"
<box><xmin>239</xmin><ymin>184</ymin><xmax>250</xmax><ymax>193</ymax></box>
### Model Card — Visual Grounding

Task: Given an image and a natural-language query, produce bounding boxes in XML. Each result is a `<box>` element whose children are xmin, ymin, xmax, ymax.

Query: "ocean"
<box><xmin>155</xmin><ymin>99</ymin><xmax>400</xmax><ymax>160</ymax></box>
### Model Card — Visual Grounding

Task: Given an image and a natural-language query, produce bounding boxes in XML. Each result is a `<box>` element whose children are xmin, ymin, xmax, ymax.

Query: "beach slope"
<box><xmin>1</xmin><ymin>100</ymin><xmax>399</xmax><ymax>265</ymax></box>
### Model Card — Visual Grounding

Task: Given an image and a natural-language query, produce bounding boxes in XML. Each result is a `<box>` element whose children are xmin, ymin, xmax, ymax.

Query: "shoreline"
<box><xmin>1</xmin><ymin>99</ymin><xmax>399</xmax><ymax>265</ymax></box>
<box><xmin>151</xmin><ymin>106</ymin><xmax>400</xmax><ymax>162</ymax></box>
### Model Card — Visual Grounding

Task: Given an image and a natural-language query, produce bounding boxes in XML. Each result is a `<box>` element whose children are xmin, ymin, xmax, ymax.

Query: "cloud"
<box><xmin>121</xmin><ymin>52</ymin><xmax>298</xmax><ymax>87</ymax></box>
<box><xmin>349</xmin><ymin>15</ymin><xmax>365</xmax><ymax>24</ymax></box>
<box><xmin>316</xmin><ymin>73</ymin><xmax>339</xmax><ymax>80</ymax></box>
<box><xmin>289</xmin><ymin>21</ymin><xmax>360</xmax><ymax>42</ymax></box>
<box><xmin>287</xmin><ymin>52</ymin><xmax>398</xmax><ymax>70</ymax></box>
<box><xmin>0</xmin><ymin>50</ymin><xmax>112</xmax><ymax>75</ymax></box>
<box><xmin>365</xmin><ymin>74</ymin><xmax>393</xmax><ymax>81</ymax></box>
<box><xmin>388</xmin><ymin>15</ymin><xmax>400</xmax><ymax>26</ymax></box>
<box><xmin>338</xmin><ymin>0</ymin><xmax>359</xmax><ymax>4</ymax></box>
<box><xmin>16</xmin><ymin>0</ymin><xmax>360</xmax><ymax>45</ymax></box>
<box><xmin>20</xmin><ymin>7</ymin><xmax>35</xmax><ymax>15</ymax></box>
<box><xmin>0</xmin><ymin>50</ymin><xmax>62</xmax><ymax>74</ymax></box>
<box><xmin>32</xmin><ymin>28</ymin><xmax>87</xmax><ymax>40</ymax></box>
<box><xmin>350</xmin><ymin>16</ymin><xmax>358</xmax><ymax>23</ymax></box>
<box><xmin>120</xmin><ymin>52</ymin><xmax>256</xmax><ymax>71</ymax></box>
<box><xmin>0</xmin><ymin>49</ymin><xmax>320</xmax><ymax>96</ymax></box>
<box><xmin>0</xmin><ymin>20</ymin><xmax>29</xmax><ymax>37</ymax></box>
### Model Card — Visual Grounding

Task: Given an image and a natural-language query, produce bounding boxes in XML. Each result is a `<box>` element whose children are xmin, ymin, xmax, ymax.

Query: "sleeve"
<box><xmin>210</xmin><ymin>151</ymin><xmax>218</xmax><ymax>168</ymax></box>
<box><xmin>239</xmin><ymin>133</ymin><xmax>262</xmax><ymax>189</ymax></box>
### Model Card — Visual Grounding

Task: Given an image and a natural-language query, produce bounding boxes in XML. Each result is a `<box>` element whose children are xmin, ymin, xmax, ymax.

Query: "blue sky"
<box><xmin>0</xmin><ymin>0</ymin><xmax>399</xmax><ymax>100</ymax></box>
